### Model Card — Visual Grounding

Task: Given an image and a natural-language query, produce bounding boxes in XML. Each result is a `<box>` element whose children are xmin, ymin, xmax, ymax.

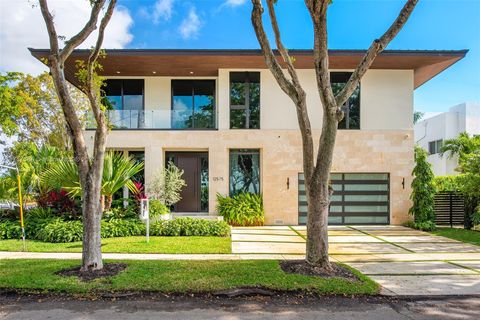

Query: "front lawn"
<box><xmin>0</xmin><ymin>259</ymin><xmax>379</xmax><ymax>295</ymax></box>
<box><xmin>0</xmin><ymin>236</ymin><xmax>231</xmax><ymax>254</ymax></box>
<box><xmin>432</xmin><ymin>228</ymin><xmax>480</xmax><ymax>246</ymax></box>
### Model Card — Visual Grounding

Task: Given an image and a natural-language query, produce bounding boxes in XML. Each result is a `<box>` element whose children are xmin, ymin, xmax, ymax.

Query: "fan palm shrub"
<box><xmin>41</xmin><ymin>152</ymin><xmax>144</xmax><ymax>211</ymax></box>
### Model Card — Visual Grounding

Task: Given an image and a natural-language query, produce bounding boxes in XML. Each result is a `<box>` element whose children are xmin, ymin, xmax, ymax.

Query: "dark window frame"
<box><xmin>171</xmin><ymin>79</ymin><xmax>217</xmax><ymax>129</ymax></box>
<box><xmin>104</xmin><ymin>79</ymin><xmax>145</xmax><ymax>111</ymax></box>
<box><xmin>428</xmin><ymin>139</ymin><xmax>443</xmax><ymax>154</ymax></box>
<box><xmin>229</xmin><ymin>72</ymin><xmax>261</xmax><ymax>129</ymax></box>
<box><xmin>229</xmin><ymin>149</ymin><xmax>261</xmax><ymax>196</ymax></box>
<box><xmin>331</xmin><ymin>72</ymin><xmax>360</xmax><ymax>130</ymax></box>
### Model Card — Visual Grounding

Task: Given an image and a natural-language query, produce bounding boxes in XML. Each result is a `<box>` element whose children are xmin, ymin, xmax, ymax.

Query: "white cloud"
<box><xmin>153</xmin><ymin>0</ymin><xmax>174</xmax><ymax>24</ymax></box>
<box><xmin>224</xmin><ymin>0</ymin><xmax>247</xmax><ymax>7</ymax></box>
<box><xmin>0</xmin><ymin>0</ymin><xmax>134</xmax><ymax>74</ymax></box>
<box><xmin>178</xmin><ymin>7</ymin><xmax>202</xmax><ymax>40</ymax></box>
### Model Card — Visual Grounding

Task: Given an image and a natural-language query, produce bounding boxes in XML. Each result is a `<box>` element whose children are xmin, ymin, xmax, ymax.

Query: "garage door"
<box><xmin>298</xmin><ymin>173</ymin><xmax>390</xmax><ymax>225</ymax></box>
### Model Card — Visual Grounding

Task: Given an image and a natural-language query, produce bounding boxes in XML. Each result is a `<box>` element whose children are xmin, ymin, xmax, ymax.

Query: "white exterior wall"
<box><xmin>414</xmin><ymin>102</ymin><xmax>480</xmax><ymax>176</ymax></box>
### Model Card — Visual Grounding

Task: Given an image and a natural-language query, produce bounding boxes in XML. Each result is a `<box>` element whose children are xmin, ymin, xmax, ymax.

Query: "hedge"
<box><xmin>0</xmin><ymin>217</ymin><xmax>229</xmax><ymax>242</ymax></box>
<box><xmin>150</xmin><ymin>218</ymin><xmax>230</xmax><ymax>237</ymax></box>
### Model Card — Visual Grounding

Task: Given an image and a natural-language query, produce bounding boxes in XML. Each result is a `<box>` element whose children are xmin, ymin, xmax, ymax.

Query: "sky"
<box><xmin>1</xmin><ymin>0</ymin><xmax>479</xmax><ymax>113</ymax></box>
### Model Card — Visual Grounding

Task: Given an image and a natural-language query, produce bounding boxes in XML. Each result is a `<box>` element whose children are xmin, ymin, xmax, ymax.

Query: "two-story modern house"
<box><xmin>30</xmin><ymin>49</ymin><xmax>466</xmax><ymax>225</ymax></box>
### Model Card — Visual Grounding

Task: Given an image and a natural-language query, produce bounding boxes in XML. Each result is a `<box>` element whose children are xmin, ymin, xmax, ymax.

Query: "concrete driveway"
<box><xmin>231</xmin><ymin>225</ymin><xmax>480</xmax><ymax>296</ymax></box>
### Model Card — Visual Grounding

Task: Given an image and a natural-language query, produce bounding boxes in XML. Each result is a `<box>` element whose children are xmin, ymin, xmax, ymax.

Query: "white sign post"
<box><xmin>140</xmin><ymin>198</ymin><xmax>150</xmax><ymax>243</ymax></box>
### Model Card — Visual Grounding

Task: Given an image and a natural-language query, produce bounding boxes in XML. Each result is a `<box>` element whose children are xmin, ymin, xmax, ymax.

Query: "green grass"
<box><xmin>0</xmin><ymin>259</ymin><xmax>379</xmax><ymax>295</ymax></box>
<box><xmin>0</xmin><ymin>236</ymin><xmax>231</xmax><ymax>254</ymax></box>
<box><xmin>432</xmin><ymin>228</ymin><xmax>480</xmax><ymax>246</ymax></box>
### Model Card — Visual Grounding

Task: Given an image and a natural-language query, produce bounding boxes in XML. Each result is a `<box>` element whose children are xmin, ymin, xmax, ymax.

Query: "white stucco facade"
<box><xmin>414</xmin><ymin>102</ymin><xmax>480</xmax><ymax>175</ymax></box>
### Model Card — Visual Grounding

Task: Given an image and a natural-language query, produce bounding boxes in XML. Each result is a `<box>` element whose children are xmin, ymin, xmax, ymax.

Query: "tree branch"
<box><xmin>335</xmin><ymin>0</ymin><xmax>418</xmax><ymax>107</ymax></box>
<box><xmin>38</xmin><ymin>0</ymin><xmax>60</xmax><ymax>56</ymax></box>
<box><xmin>59</xmin><ymin>0</ymin><xmax>107</xmax><ymax>63</ymax></box>
<box><xmin>266</xmin><ymin>0</ymin><xmax>302</xmax><ymax>90</ymax></box>
<box><xmin>251</xmin><ymin>0</ymin><xmax>315</xmax><ymax>180</ymax></box>
<box><xmin>251</xmin><ymin>0</ymin><xmax>298</xmax><ymax>99</ymax></box>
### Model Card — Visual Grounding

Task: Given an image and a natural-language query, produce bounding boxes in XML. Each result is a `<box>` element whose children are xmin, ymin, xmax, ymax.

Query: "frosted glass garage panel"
<box><xmin>344</xmin><ymin>184</ymin><xmax>388</xmax><ymax>191</ymax></box>
<box><xmin>344</xmin><ymin>216</ymin><xmax>389</xmax><ymax>224</ymax></box>
<box><xmin>344</xmin><ymin>173</ymin><xmax>388</xmax><ymax>180</ymax></box>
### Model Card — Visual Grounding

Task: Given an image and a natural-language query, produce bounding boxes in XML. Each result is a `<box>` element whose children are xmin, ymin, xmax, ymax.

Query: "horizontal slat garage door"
<box><xmin>298</xmin><ymin>173</ymin><xmax>390</xmax><ymax>225</ymax></box>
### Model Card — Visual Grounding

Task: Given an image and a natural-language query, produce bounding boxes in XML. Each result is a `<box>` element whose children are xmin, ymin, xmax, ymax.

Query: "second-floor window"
<box><xmin>331</xmin><ymin>72</ymin><xmax>360</xmax><ymax>130</ymax></box>
<box><xmin>104</xmin><ymin>79</ymin><xmax>144</xmax><ymax>111</ymax></box>
<box><xmin>230</xmin><ymin>72</ymin><xmax>260</xmax><ymax>129</ymax></box>
<box><xmin>428</xmin><ymin>139</ymin><xmax>443</xmax><ymax>154</ymax></box>
<box><xmin>171</xmin><ymin>80</ymin><xmax>216</xmax><ymax>129</ymax></box>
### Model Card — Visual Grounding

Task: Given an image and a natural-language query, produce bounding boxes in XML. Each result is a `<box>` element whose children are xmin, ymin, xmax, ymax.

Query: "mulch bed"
<box><xmin>56</xmin><ymin>263</ymin><xmax>127</xmax><ymax>282</ymax></box>
<box><xmin>280</xmin><ymin>260</ymin><xmax>359</xmax><ymax>281</ymax></box>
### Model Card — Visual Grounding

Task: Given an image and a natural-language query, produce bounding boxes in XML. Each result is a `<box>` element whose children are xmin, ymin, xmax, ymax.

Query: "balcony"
<box><xmin>86</xmin><ymin>109</ymin><xmax>217</xmax><ymax>130</ymax></box>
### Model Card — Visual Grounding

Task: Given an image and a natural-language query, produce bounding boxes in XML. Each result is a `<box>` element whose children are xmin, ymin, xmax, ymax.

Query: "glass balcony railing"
<box><xmin>86</xmin><ymin>109</ymin><xmax>217</xmax><ymax>130</ymax></box>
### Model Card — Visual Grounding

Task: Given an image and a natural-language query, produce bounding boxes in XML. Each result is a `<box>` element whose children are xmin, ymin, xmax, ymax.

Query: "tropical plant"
<box><xmin>0</xmin><ymin>142</ymin><xmax>66</xmax><ymax>203</ymax></box>
<box><xmin>147</xmin><ymin>162</ymin><xmax>186</xmax><ymax>206</ymax></box>
<box><xmin>409</xmin><ymin>146</ymin><xmax>436</xmax><ymax>229</ymax></box>
<box><xmin>149</xmin><ymin>199</ymin><xmax>170</xmax><ymax>218</ymax></box>
<box><xmin>41</xmin><ymin>152</ymin><xmax>144</xmax><ymax>211</ymax></box>
<box><xmin>216</xmin><ymin>192</ymin><xmax>264</xmax><ymax>226</ymax></box>
<box><xmin>439</xmin><ymin>133</ymin><xmax>480</xmax><ymax>228</ymax></box>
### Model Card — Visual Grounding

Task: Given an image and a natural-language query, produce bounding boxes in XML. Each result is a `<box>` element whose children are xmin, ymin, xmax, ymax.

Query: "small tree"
<box><xmin>409</xmin><ymin>146</ymin><xmax>436</xmax><ymax>230</ymax></box>
<box><xmin>251</xmin><ymin>0</ymin><xmax>418</xmax><ymax>270</ymax></box>
<box><xmin>147</xmin><ymin>162</ymin><xmax>186</xmax><ymax>206</ymax></box>
<box><xmin>39</xmin><ymin>0</ymin><xmax>117</xmax><ymax>271</ymax></box>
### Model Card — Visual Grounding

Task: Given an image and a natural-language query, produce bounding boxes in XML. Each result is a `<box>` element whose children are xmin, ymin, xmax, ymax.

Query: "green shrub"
<box><xmin>36</xmin><ymin>218</ymin><xmax>83</xmax><ymax>243</ymax></box>
<box><xmin>101</xmin><ymin>218</ymin><xmax>145</xmax><ymax>238</ymax></box>
<box><xmin>103</xmin><ymin>203</ymin><xmax>139</xmax><ymax>220</ymax></box>
<box><xmin>433</xmin><ymin>175</ymin><xmax>463</xmax><ymax>192</ymax></box>
<box><xmin>25</xmin><ymin>207</ymin><xmax>55</xmax><ymax>220</ymax></box>
<box><xmin>149</xmin><ymin>200</ymin><xmax>170</xmax><ymax>218</ymax></box>
<box><xmin>216</xmin><ymin>192</ymin><xmax>264</xmax><ymax>226</ymax></box>
<box><xmin>0</xmin><ymin>220</ymin><xmax>22</xmax><ymax>239</ymax></box>
<box><xmin>409</xmin><ymin>146</ymin><xmax>436</xmax><ymax>225</ymax></box>
<box><xmin>404</xmin><ymin>220</ymin><xmax>436</xmax><ymax>231</ymax></box>
<box><xmin>150</xmin><ymin>218</ymin><xmax>230</xmax><ymax>237</ymax></box>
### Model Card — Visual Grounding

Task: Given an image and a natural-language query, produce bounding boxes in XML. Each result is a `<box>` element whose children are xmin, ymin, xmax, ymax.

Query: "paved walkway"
<box><xmin>2</xmin><ymin>225</ymin><xmax>480</xmax><ymax>296</ymax></box>
<box><xmin>231</xmin><ymin>225</ymin><xmax>480</xmax><ymax>295</ymax></box>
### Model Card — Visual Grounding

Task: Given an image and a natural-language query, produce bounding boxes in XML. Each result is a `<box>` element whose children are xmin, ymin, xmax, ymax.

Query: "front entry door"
<box><xmin>166</xmin><ymin>152</ymin><xmax>208</xmax><ymax>212</ymax></box>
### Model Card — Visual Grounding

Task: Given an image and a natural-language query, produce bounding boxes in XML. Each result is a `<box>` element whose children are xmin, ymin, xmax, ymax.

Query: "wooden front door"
<box><xmin>166</xmin><ymin>152</ymin><xmax>208</xmax><ymax>212</ymax></box>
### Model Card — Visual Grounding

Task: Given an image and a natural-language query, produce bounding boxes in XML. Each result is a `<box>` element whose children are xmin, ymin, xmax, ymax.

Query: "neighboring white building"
<box><xmin>414</xmin><ymin>102</ymin><xmax>480</xmax><ymax>175</ymax></box>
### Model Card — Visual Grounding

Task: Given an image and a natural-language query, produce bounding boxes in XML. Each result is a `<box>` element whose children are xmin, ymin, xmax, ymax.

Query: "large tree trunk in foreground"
<box><xmin>251</xmin><ymin>0</ymin><xmax>418</xmax><ymax>269</ymax></box>
<box><xmin>39</xmin><ymin>0</ymin><xmax>116</xmax><ymax>271</ymax></box>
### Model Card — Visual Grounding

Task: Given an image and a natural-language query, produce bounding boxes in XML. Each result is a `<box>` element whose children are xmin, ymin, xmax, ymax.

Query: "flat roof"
<box><xmin>29</xmin><ymin>48</ymin><xmax>467</xmax><ymax>89</ymax></box>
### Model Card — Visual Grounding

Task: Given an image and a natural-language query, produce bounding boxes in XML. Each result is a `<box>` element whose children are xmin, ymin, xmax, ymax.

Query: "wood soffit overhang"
<box><xmin>29</xmin><ymin>49</ymin><xmax>468</xmax><ymax>89</ymax></box>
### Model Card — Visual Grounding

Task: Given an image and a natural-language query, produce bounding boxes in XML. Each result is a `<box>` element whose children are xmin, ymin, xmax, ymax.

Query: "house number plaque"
<box><xmin>213</xmin><ymin>177</ymin><xmax>224</xmax><ymax>181</ymax></box>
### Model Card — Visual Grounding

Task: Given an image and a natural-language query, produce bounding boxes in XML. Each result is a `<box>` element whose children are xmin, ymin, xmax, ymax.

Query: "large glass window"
<box><xmin>230</xmin><ymin>72</ymin><xmax>260</xmax><ymax>129</ymax></box>
<box><xmin>229</xmin><ymin>149</ymin><xmax>260</xmax><ymax>195</ymax></box>
<box><xmin>104</xmin><ymin>79</ymin><xmax>144</xmax><ymax>110</ymax></box>
<box><xmin>331</xmin><ymin>72</ymin><xmax>360</xmax><ymax>130</ymax></box>
<box><xmin>172</xmin><ymin>80</ymin><xmax>215</xmax><ymax>129</ymax></box>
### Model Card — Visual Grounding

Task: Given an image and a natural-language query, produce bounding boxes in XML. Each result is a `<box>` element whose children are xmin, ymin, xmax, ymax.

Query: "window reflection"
<box><xmin>229</xmin><ymin>149</ymin><xmax>260</xmax><ymax>195</ymax></box>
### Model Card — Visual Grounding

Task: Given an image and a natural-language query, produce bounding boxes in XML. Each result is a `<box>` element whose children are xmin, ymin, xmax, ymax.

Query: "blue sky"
<box><xmin>116</xmin><ymin>0</ymin><xmax>480</xmax><ymax>113</ymax></box>
<box><xmin>2</xmin><ymin>0</ymin><xmax>479</xmax><ymax>113</ymax></box>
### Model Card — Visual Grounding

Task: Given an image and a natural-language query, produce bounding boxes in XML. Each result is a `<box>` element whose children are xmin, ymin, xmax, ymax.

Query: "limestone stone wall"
<box><xmin>85</xmin><ymin>129</ymin><xmax>413</xmax><ymax>225</ymax></box>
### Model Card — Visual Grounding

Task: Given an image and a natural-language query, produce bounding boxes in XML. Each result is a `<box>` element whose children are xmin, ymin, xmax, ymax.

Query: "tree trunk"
<box><xmin>81</xmin><ymin>184</ymin><xmax>103</xmax><ymax>271</ymax></box>
<box><xmin>104</xmin><ymin>194</ymin><xmax>113</xmax><ymax>211</ymax></box>
<box><xmin>305</xmin><ymin>111</ymin><xmax>338</xmax><ymax>269</ymax></box>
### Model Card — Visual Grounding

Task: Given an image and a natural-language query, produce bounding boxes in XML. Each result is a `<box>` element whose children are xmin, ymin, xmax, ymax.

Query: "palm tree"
<box><xmin>41</xmin><ymin>152</ymin><xmax>143</xmax><ymax>211</ymax></box>
<box><xmin>440</xmin><ymin>133</ymin><xmax>480</xmax><ymax>171</ymax></box>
